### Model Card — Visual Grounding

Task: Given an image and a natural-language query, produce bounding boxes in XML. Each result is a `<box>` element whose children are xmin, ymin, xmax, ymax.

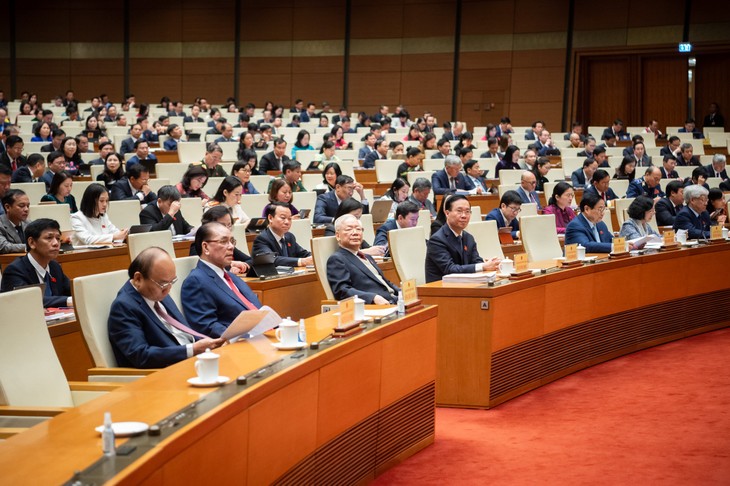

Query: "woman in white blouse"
<box><xmin>204</xmin><ymin>175</ymin><xmax>251</xmax><ymax>228</ymax></box>
<box><xmin>71</xmin><ymin>183</ymin><xmax>129</xmax><ymax>245</ymax></box>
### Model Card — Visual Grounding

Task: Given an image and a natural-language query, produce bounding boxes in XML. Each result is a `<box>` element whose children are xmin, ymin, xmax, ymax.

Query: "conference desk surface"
<box><xmin>418</xmin><ymin>242</ymin><xmax>730</xmax><ymax>409</ymax></box>
<box><xmin>0</xmin><ymin>306</ymin><xmax>438</xmax><ymax>485</ymax></box>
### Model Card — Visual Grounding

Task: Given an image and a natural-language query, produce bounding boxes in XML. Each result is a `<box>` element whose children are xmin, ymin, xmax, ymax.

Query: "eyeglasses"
<box><xmin>451</xmin><ymin>209</ymin><xmax>472</xmax><ymax>216</ymax></box>
<box><xmin>206</xmin><ymin>238</ymin><xmax>237</xmax><ymax>246</ymax></box>
<box><xmin>151</xmin><ymin>276</ymin><xmax>178</xmax><ymax>290</ymax></box>
<box><xmin>594</xmin><ymin>206</ymin><xmax>606</xmax><ymax>213</ymax></box>
<box><xmin>506</xmin><ymin>206</ymin><xmax>522</xmax><ymax>213</ymax></box>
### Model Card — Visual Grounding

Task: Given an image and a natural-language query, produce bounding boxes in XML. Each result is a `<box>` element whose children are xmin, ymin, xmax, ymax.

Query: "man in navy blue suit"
<box><xmin>373</xmin><ymin>200</ymin><xmax>420</xmax><ymax>249</ymax></box>
<box><xmin>181</xmin><ymin>222</ymin><xmax>263</xmax><ymax>338</ymax></box>
<box><xmin>571</xmin><ymin>158</ymin><xmax>598</xmax><ymax>190</ymax></box>
<box><xmin>108</xmin><ymin>247</ymin><xmax>224</xmax><ymax>369</ymax></box>
<box><xmin>704</xmin><ymin>154</ymin><xmax>728</xmax><ymax>181</ymax></box>
<box><xmin>327</xmin><ymin>214</ymin><xmax>400</xmax><ymax>304</ymax></box>
<box><xmin>252</xmin><ymin>202</ymin><xmax>313</xmax><ymax>267</ymax></box>
<box><xmin>673</xmin><ymin>184</ymin><xmax>713</xmax><ymax>239</ymax></box>
<box><xmin>626</xmin><ymin>166</ymin><xmax>665</xmax><ymax>199</ymax></box>
<box><xmin>425</xmin><ymin>195</ymin><xmax>500</xmax><ymax>282</ymax></box>
<box><xmin>565</xmin><ymin>192</ymin><xmax>637</xmax><ymax>253</ymax></box>
<box><xmin>431</xmin><ymin>155</ymin><xmax>476</xmax><ymax>198</ymax></box>
<box><xmin>485</xmin><ymin>190</ymin><xmax>522</xmax><ymax>240</ymax></box>
<box><xmin>584</xmin><ymin>169</ymin><xmax>618</xmax><ymax>202</ymax></box>
<box><xmin>119</xmin><ymin>123</ymin><xmax>143</xmax><ymax>156</ymax></box>
<box><xmin>313</xmin><ymin>174</ymin><xmax>369</xmax><ymax>224</ymax></box>
<box><xmin>515</xmin><ymin>171</ymin><xmax>542</xmax><ymax>209</ymax></box>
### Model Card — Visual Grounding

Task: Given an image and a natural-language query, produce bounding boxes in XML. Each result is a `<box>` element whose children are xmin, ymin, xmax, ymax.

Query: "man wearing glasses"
<box><xmin>565</xmin><ymin>192</ymin><xmax>617</xmax><ymax>253</ymax></box>
<box><xmin>486</xmin><ymin>190</ymin><xmax>523</xmax><ymax>240</ymax></box>
<box><xmin>673</xmin><ymin>184</ymin><xmax>713</xmax><ymax>239</ymax></box>
<box><xmin>108</xmin><ymin>247</ymin><xmax>224</xmax><ymax>369</ymax></box>
<box><xmin>181</xmin><ymin>222</ymin><xmax>262</xmax><ymax>338</ymax></box>
<box><xmin>426</xmin><ymin>195</ymin><xmax>501</xmax><ymax>283</ymax></box>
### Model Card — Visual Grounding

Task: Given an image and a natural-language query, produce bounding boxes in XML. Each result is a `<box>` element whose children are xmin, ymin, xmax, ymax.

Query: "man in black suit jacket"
<box><xmin>372</xmin><ymin>200</ymin><xmax>420</xmax><ymax>249</ymax></box>
<box><xmin>11</xmin><ymin>153</ymin><xmax>45</xmax><ymax>184</ymax></box>
<box><xmin>252</xmin><ymin>203</ymin><xmax>312</xmax><ymax>267</ymax></box>
<box><xmin>363</xmin><ymin>138</ymin><xmax>388</xmax><ymax>169</ymax></box>
<box><xmin>660</xmin><ymin>136</ymin><xmax>681</xmax><ymax>157</ymax></box>
<box><xmin>655</xmin><ymin>180</ymin><xmax>685</xmax><ymax>226</ymax></box>
<box><xmin>0</xmin><ymin>189</ymin><xmax>30</xmax><ymax>253</ymax></box>
<box><xmin>119</xmin><ymin>123</ymin><xmax>143</xmax><ymax>155</ymax></box>
<box><xmin>704</xmin><ymin>154</ymin><xmax>728</xmax><ymax>181</ymax></box>
<box><xmin>258</xmin><ymin>138</ymin><xmax>289</xmax><ymax>173</ymax></box>
<box><xmin>676</xmin><ymin>143</ymin><xmax>701</xmax><ymax>166</ymax></box>
<box><xmin>313</xmin><ymin>175</ymin><xmax>369</xmax><ymax>224</ymax></box>
<box><xmin>584</xmin><ymin>169</ymin><xmax>618</xmax><ymax>202</ymax></box>
<box><xmin>0</xmin><ymin>135</ymin><xmax>27</xmax><ymax>172</ymax></box>
<box><xmin>673</xmin><ymin>184</ymin><xmax>712</xmax><ymax>239</ymax></box>
<box><xmin>40</xmin><ymin>128</ymin><xmax>65</xmax><ymax>152</ymax></box>
<box><xmin>601</xmin><ymin>119</ymin><xmax>629</xmax><ymax>141</ymax></box>
<box><xmin>139</xmin><ymin>185</ymin><xmax>193</xmax><ymax>234</ymax></box>
<box><xmin>660</xmin><ymin>155</ymin><xmax>680</xmax><ymax>179</ymax></box>
<box><xmin>110</xmin><ymin>164</ymin><xmax>157</xmax><ymax>205</ymax></box>
<box><xmin>425</xmin><ymin>195</ymin><xmax>500</xmax><ymax>283</ymax></box>
<box><xmin>327</xmin><ymin>214</ymin><xmax>399</xmax><ymax>304</ymax></box>
<box><xmin>0</xmin><ymin>218</ymin><xmax>72</xmax><ymax>308</ymax></box>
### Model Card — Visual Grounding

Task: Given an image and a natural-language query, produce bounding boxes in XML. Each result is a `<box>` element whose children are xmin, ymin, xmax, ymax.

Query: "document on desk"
<box><xmin>442</xmin><ymin>271</ymin><xmax>496</xmax><ymax>283</ymax></box>
<box><xmin>628</xmin><ymin>234</ymin><xmax>662</xmax><ymax>248</ymax></box>
<box><xmin>221</xmin><ymin>305</ymin><xmax>282</xmax><ymax>341</ymax></box>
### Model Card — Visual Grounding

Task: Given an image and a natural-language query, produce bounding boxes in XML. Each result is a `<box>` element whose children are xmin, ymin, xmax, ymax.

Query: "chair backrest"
<box><xmin>602</xmin><ymin>204</ymin><xmax>614</xmax><ymax>233</ymax></box>
<box><xmin>239</xmin><ymin>194</ymin><xmax>270</xmax><ymax>220</ymax></box>
<box><xmin>289</xmin><ymin>218</ymin><xmax>313</xmax><ymax>252</ymax></box>
<box><xmin>294</xmin><ymin>191</ymin><xmax>317</xmax><ymax>213</ymax></box>
<box><xmin>467</xmin><ymin>220</ymin><xmax>505</xmax><ymax>259</ymax></box>
<box><xmin>147</xmin><ymin>177</ymin><xmax>171</xmax><ymax>193</ymax></box>
<box><xmin>155</xmin><ymin>163</ymin><xmax>189</xmax><ymax>185</ymax></box>
<box><xmin>128</xmin><ymin>231</ymin><xmax>175</xmax><ymax>260</ymax></box>
<box><xmin>205</xmin><ymin>176</ymin><xmax>226</xmax><ymax>195</ymax></box>
<box><xmin>170</xmin><ymin>256</ymin><xmax>199</xmax><ymax>310</ymax></box>
<box><xmin>614</xmin><ymin>198</ymin><xmax>635</xmax><ymax>227</ymax></box>
<box><xmin>248</xmin><ymin>175</ymin><xmax>273</xmax><ymax>194</ymax></box>
<box><xmin>71</xmin><ymin>180</ymin><xmax>104</xmax><ymax>203</ymax></box>
<box><xmin>469</xmin><ymin>205</ymin><xmax>482</xmax><ymax>222</ymax></box>
<box><xmin>417</xmin><ymin>209</ymin><xmax>432</xmax><ymax>240</ymax></box>
<box><xmin>73</xmin><ymin>270</ymin><xmax>129</xmax><ymax>368</ymax></box>
<box><xmin>499</xmin><ymin>170</ymin><xmax>523</xmax><ymax>186</ymax></box>
<box><xmin>180</xmin><ymin>197</ymin><xmax>203</xmax><ymax>226</ymax></box>
<box><xmin>301</xmin><ymin>173</ymin><xmax>322</xmax><ymax>191</ymax></box>
<box><xmin>107</xmin><ymin>200</ymin><xmax>143</xmax><ymax>230</ymax></box>
<box><xmin>375</xmin><ymin>159</ymin><xmax>400</xmax><ymax>183</ymax></box>
<box><xmin>311</xmin><ymin>236</ymin><xmax>339</xmax><ymax>300</ymax></box>
<box><xmin>29</xmin><ymin>204</ymin><xmax>72</xmax><ymax>231</ymax></box>
<box><xmin>519</xmin><ymin>202</ymin><xmax>538</xmax><ymax>219</ymax></box>
<box><xmin>177</xmin><ymin>142</ymin><xmax>206</xmax><ymax>164</ymax></box>
<box><xmin>389</xmin><ymin>226</ymin><xmax>427</xmax><ymax>285</ymax></box>
<box><xmin>0</xmin><ymin>287</ymin><xmax>73</xmax><ymax>407</ymax></box>
<box><xmin>230</xmin><ymin>222</ymin><xmax>252</xmax><ymax>254</ymax></box>
<box><xmin>520</xmin><ymin>214</ymin><xmax>563</xmax><ymax>261</ymax></box>
<box><xmin>360</xmin><ymin>213</ymin><xmax>376</xmax><ymax>246</ymax></box>
<box><xmin>10</xmin><ymin>182</ymin><xmax>47</xmax><ymax>204</ymax></box>
<box><xmin>90</xmin><ymin>164</ymin><xmax>105</xmax><ymax>181</ymax></box>
<box><xmin>609</xmin><ymin>179</ymin><xmax>630</xmax><ymax>198</ymax></box>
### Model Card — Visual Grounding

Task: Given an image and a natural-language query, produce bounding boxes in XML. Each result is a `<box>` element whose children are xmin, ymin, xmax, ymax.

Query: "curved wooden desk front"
<box><xmin>419</xmin><ymin>243</ymin><xmax>730</xmax><ymax>409</ymax></box>
<box><xmin>0</xmin><ymin>307</ymin><xmax>437</xmax><ymax>485</ymax></box>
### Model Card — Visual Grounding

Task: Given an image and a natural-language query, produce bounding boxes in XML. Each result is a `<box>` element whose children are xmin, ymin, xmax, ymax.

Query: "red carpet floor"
<box><xmin>374</xmin><ymin>328</ymin><xmax>730</xmax><ymax>485</ymax></box>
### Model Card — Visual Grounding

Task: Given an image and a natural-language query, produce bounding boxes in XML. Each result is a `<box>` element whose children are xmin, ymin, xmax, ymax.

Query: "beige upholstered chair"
<box><xmin>180</xmin><ymin>197</ymin><xmax>204</xmax><ymax>227</ymax></box>
<box><xmin>29</xmin><ymin>204</ymin><xmax>72</xmax><ymax>231</ymax></box>
<box><xmin>520</xmin><ymin>214</ymin><xmax>563</xmax><ymax>261</ymax></box>
<box><xmin>9</xmin><ymin>182</ymin><xmax>46</xmax><ymax>205</ymax></box>
<box><xmin>614</xmin><ymin>198</ymin><xmax>635</xmax><ymax>227</ymax></box>
<box><xmin>467</xmin><ymin>220</ymin><xmax>505</xmax><ymax>259</ymax></box>
<box><xmin>289</xmin><ymin>218</ymin><xmax>313</xmax><ymax>253</ymax></box>
<box><xmin>107</xmin><ymin>199</ymin><xmax>143</xmax><ymax>230</ymax></box>
<box><xmin>128</xmin><ymin>231</ymin><xmax>175</xmax><ymax>260</ymax></box>
<box><xmin>311</xmin><ymin>236</ymin><xmax>340</xmax><ymax>300</ymax></box>
<box><xmin>389</xmin><ymin>226</ymin><xmax>427</xmax><ymax>285</ymax></box>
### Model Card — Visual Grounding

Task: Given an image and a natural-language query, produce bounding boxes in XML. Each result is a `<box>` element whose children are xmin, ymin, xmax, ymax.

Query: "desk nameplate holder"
<box><xmin>707</xmin><ymin>225</ymin><xmax>726</xmax><ymax>245</ymax></box>
<box><xmin>402</xmin><ymin>279</ymin><xmax>424</xmax><ymax>312</ymax></box>
<box><xmin>508</xmin><ymin>253</ymin><xmax>534</xmax><ymax>281</ymax></box>
<box><xmin>63</xmin><ymin>309</ymin><xmax>406</xmax><ymax>486</ymax></box>
<box><xmin>333</xmin><ymin>297</ymin><xmax>365</xmax><ymax>337</ymax></box>
<box><xmin>609</xmin><ymin>237</ymin><xmax>630</xmax><ymax>260</ymax></box>
<box><xmin>560</xmin><ymin>244</ymin><xmax>583</xmax><ymax>269</ymax></box>
<box><xmin>659</xmin><ymin>230</ymin><xmax>681</xmax><ymax>251</ymax></box>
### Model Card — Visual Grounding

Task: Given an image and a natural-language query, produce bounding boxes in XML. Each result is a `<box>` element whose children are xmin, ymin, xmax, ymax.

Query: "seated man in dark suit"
<box><xmin>327</xmin><ymin>214</ymin><xmax>400</xmax><ymax>304</ymax></box>
<box><xmin>181</xmin><ymin>222</ymin><xmax>262</xmax><ymax>338</ymax></box>
<box><xmin>163</xmin><ymin>124</ymin><xmax>184</xmax><ymax>151</ymax></box>
<box><xmin>110</xmin><ymin>164</ymin><xmax>157</xmax><ymax>206</ymax></box>
<box><xmin>676</xmin><ymin>143</ymin><xmax>701</xmax><ymax>166</ymax></box>
<box><xmin>626</xmin><ymin>166</ymin><xmax>665</xmax><ymax>199</ymax></box>
<box><xmin>570</xmin><ymin>158</ymin><xmax>598</xmax><ymax>190</ymax></box>
<box><xmin>313</xmin><ymin>174</ymin><xmax>369</xmax><ymax>224</ymax></box>
<box><xmin>524</xmin><ymin>120</ymin><xmax>543</xmax><ymax>141</ymax></box>
<box><xmin>0</xmin><ymin>218</ymin><xmax>72</xmax><ymax>308</ymax></box>
<box><xmin>655</xmin><ymin>180</ymin><xmax>684</xmax><ymax>227</ymax></box>
<box><xmin>0</xmin><ymin>135</ymin><xmax>27</xmax><ymax>172</ymax></box>
<box><xmin>673</xmin><ymin>184</ymin><xmax>712</xmax><ymax>239</ymax></box>
<box><xmin>0</xmin><ymin>189</ymin><xmax>30</xmax><ymax>253</ymax></box>
<box><xmin>40</xmin><ymin>129</ymin><xmax>65</xmax><ymax>153</ymax></box>
<box><xmin>87</xmin><ymin>141</ymin><xmax>115</xmax><ymax>166</ymax></box>
<box><xmin>363</xmin><ymin>138</ymin><xmax>389</xmax><ymax>169</ymax></box>
<box><xmin>584</xmin><ymin>169</ymin><xmax>618</xmax><ymax>202</ymax></box>
<box><xmin>678</xmin><ymin>118</ymin><xmax>703</xmax><ymax>139</ymax></box>
<box><xmin>704</xmin><ymin>154</ymin><xmax>728</xmax><ymax>181</ymax></box>
<box><xmin>108</xmin><ymin>247</ymin><xmax>224</xmax><ymax>369</ymax></box>
<box><xmin>601</xmin><ymin>119</ymin><xmax>629</xmax><ymax>141</ymax></box>
<box><xmin>408</xmin><ymin>177</ymin><xmax>437</xmax><ymax>218</ymax></box>
<box><xmin>431</xmin><ymin>138</ymin><xmax>451</xmax><ymax>159</ymax></box>
<box><xmin>485</xmin><ymin>190</ymin><xmax>522</xmax><ymax>240</ymax></box>
<box><xmin>119</xmin><ymin>123</ymin><xmax>143</xmax><ymax>155</ymax></box>
<box><xmin>565</xmin><ymin>192</ymin><xmax>625</xmax><ymax>253</ymax></box>
<box><xmin>40</xmin><ymin>150</ymin><xmax>67</xmax><ymax>191</ymax></box>
<box><xmin>357</xmin><ymin>133</ymin><xmax>377</xmax><ymax>161</ymax></box>
<box><xmin>189</xmin><ymin>205</ymin><xmax>253</xmax><ymax>276</ymax></box>
<box><xmin>431</xmin><ymin>155</ymin><xmax>476</xmax><ymax>197</ymax></box>
<box><xmin>515</xmin><ymin>171</ymin><xmax>542</xmax><ymax>209</ymax></box>
<box><xmin>660</xmin><ymin>154</ymin><xmax>680</xmax><ymax>179</ymax></box>
<box><xmin>0</xmin><ymin>165</ymin><xmax>9</xmax><ymax>215</ymax></box>
<box><xmin>252</xmin><ymin>202</ymin><xmax>313</xmax><ymax>267</ymax></box>
<box><xmin>258</xmin><ymin>138</ymin><xmax>290</xmax><ymax>173</ymax></box>
<box><xmin>139</xmin><ymin>184</ymin><xmax>193</xmax><ymax>235</ymax></box>
<box><xmin>11</xmin><ymin>153</ymin><xmax>45</xmax><ymax>184</ymax></box>
<box><xmin>125</xmin><ymin>139</ymin><xmax>157</xmax><ymax>171</ymax></box>
<box><xmin>373</xmin><ymin>200</ymin><xmax>420</xmax><ymax>250</ymax></box>
<box><xmin>660</xmin><ymin>135</ymin><xmax>681</xmax><ymax>157</ymax></box>
<box><xmin>425</xmin><ymin>195</ymin><xmax>500</xmax><ymax>283</ymax></box>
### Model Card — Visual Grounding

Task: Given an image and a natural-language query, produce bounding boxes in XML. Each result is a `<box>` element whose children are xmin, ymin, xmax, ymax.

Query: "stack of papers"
<box><xmin>442</xmin><ymin>271</ymin><xmax>496</xmax><ymax>283</ymax></box>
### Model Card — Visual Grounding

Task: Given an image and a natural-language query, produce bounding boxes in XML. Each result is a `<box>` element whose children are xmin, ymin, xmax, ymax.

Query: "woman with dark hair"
<box><xmin>136</xmin><ymin>103</ymin><xmax>149</xmax><ymax>120</ymax></box>
<box><xmin>706</xmin><ymin>188</ymin><xmax>727</xmax><ymax>224</ymax></box>
<box><xmin>614</xmin><ymin>157</ymin><xmax>636</xmax><ymax>181</ymax></box>
<box><xmin>231</xmin><ymin>161</ymin><xmax>260</xmax><ymax>194</ymax></box>
<box><xmin>205</xmin><ymin>175</ymin><xmax>251</xmax><ymax>227</ymax></box>
<box><xmin>291</xmin><ymin>129</ymin><xmax>314</xmax><ymax>160</ymax></box>
<box><xmin>60</xmin><ymin>137</ymin><xmax>83</xmax><ymax>175</ymax></box>
<box><xmin>482</xmin><ymin>124</ymin><xmax>498</xmax><ymax>141</ymax></box>
<box><xmin>319</xmin><ymin>114</ymin><xmax>330</xmax><ymax>128</ymax></box>
<box><xmin>71</xmin><ymin>183</ymin><xmax>128</xmax><ymax>245</ymax></box>
<box><xmin>684</xmin><ymin>166</ymin><xmax>709</xmax><ymax>189</ymax></box>
<box><xmin>619</xmin><ymin>196</ymin><xmax>659</xmax><ymax>241</ymax></box>
<box><xmin>41</xmin><ymin>171</ymin><xmax>78</xmax><ymax>213</ymax></box>
<box><xmin>263</xmin><ymin>100</ymin><xmax>274</xmax><ymax>112</ymax></box>
<box><xmin>495</xmin><ymin>145</ymin><xmax>521</xmax><ymax>177</ymax></box>
<box><xmin>542</xmin><ymin>181</ymin><xmax>576</xmax><ymax>234</ymax></box>
<box><xmin>236</xmin><ymin>131</ymin><xmax>257</xmax><ymax>162</ymax></box>
<box><xmin>263</xmin><ymin>179</ymin><xmax>299</xmax><ymax>218</ymax></box>
<box><xmin>84</xmin><ymin>115</ymin><xmax>104</xmax><ymax>142</ymax></box>
<box><xmin>15</xmin><ymin>101</ymin><xmax>32</xmax><ymax>124</ymax></box>
<box><xmin>176</xmin><ymin>166</ymin><xmax>210</xmax><ymax>203</ymax></box>
<box><xmin>97</xmin><ymin>152</ymin><xmax>125</xmax><ymax>190</ymax></box>
<box><xmin>31</xmin><ymin>122</ymin><xmax>52</xmax><ymax>142</ymax></box>
<box><xmin>420</xmin><ymin>133</ymin><xmax>437</xmax><ymax>152</ymax></box>
<box><xmin>381</xmin><ymin>177</ymin><xmax>410</xmax><ymax>205</ymax></box>
<box><xmin>308</xmin><ymin>141</ymin><xmax>340</xmax><ymax>170</ymax></box>
<box><xmin>531</xmin><ymin>156</ymin><xmax>551</xmax><ymax>192</ymax></box>
<box><xmin>453</xmin><ymin>131</ymin><xmax>475</xmax><ymax>153</ymax></box>
<box><xmin>331</xmin><ymin>125</ymin><xmax>349</xmax><ymax>149</ymax></box>
<box><xmin>238</xmin><ymin>147</ymin><xmax>261</xmax><ymax>176</ymax></box>
<box><xmin>159</xmin><ymin>96</ymin><xmax>170</xmax><ymax>110</ymax></box>
<box><xmin>315</xmin><ymin>162</ymin><xmax>341</xmax><ymax>192</ymax></box>
<box><xmin>430</xmin><ymin>194</ymin><xmax>451</xmax><ymax>236</ymax></box>
<box><xmin>404</xmin><ymin>125</ymin><xmax>422</xmax><ymax>142</ymax></box>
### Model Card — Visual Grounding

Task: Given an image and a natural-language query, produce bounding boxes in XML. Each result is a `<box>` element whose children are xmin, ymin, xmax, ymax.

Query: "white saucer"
<box><xmin>187</xmin><ymin>376</ymin><xmax>229</xmax><ymax>387</ymax></box>
<box><xmin>95</xmin><ymin>421</ymin><xmax>149</xmax><ymax>437</ymax></box>
<box><xmin>272</xmin><ymin>342</ymin><xmax>306</xmax><ymax>351</ymax></box>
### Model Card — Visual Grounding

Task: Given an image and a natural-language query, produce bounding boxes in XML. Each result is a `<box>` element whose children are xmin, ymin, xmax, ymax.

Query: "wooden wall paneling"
<box><xmin>182</xmin><ymin>58</ymin><xmax>234</xmax><ymax>103</ymax></box>
<box><xmin>242</xmin><ymin>6</ymin><xmax>294</xmax><ymax>41</ymax></box>
<box><xmin>694</xmin><ymin>53</ymin><xmax>730</xmax><ymax>127</ymax></box>
<box><xmin>181</xmin><ymin>5</ymin><xmax>235</xmax><ymax>41</ymax></box>
<box><xmin>579</xmin><ymin>57</ymin><xmax>631</xmax><ymax>130</ymax></box>
<box><xmin>640</xmin><ymin>55</ymin><xmax>687</xmax><ymax>131</ymax></box>
<box><xmin>129</xmin><ymin>5</ymin><xmax>183</xmax><ymax>41</ymax></box>
<box><xmin>129</xmin><ymin>59</ymin><xmax>183</xmax><ymax>103</ymax></box>
<box><xmin>460</xmin><ymin>0</ymin><xmax>515</xmax><ymax>36</ymax></box>
<box><xmin>513</xmin><ymin>0</ymin><xmax>569</xmax><ymax>34</ymax></box>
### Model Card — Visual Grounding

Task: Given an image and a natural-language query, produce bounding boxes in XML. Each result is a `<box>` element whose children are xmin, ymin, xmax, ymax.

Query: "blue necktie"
<box><xmin>44</xmin><ymin>272</ymin><xmax>52</xmax><ymax>297</ymax></box>
<box><xmin>280</xmin><ymin>238</ymin><xmax>288</xmax><ymax>257</ymax></box>
<box><xmin>592</xmin><ymin>225</ymin><xmax>601</xmax><ymax>242</ymax></box>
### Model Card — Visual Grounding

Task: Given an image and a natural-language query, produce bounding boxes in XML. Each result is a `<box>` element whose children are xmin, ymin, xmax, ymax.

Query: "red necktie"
<box><xmin>154</xmin><ymin>302</ymin><xmax>209</xmax><ymax>339</ymax></box>
<box><xmin>11</xmin><ymin>159</ymin><xmax>17</xmax><ymax>171</ymax></box>
<box><xmin>223</xmin><ymin>272</ymin><xmax>256</xmax><ymax>310</ymax></box>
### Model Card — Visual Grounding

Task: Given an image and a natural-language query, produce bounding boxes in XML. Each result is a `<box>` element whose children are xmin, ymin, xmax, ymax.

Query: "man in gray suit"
<box><xmin>0</xmin><ymin>189</ymin><xmax>31</xmax><ymax>253</ymax></box>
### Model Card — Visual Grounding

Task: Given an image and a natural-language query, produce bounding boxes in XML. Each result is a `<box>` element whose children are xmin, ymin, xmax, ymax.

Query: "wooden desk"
<box><xmin>0</xmin><ymin>307</ymin><xmax>437</xmax><ymax>485</ymax></box>
<box><xmin>355</xmin><ymin>168</ymin><xmax>377</xmax><ymax>184</ymax></box>
<box><xmin>418</xmin><ymin>243</ymin><xmax>730</xmax><ymax>409</ymax></box>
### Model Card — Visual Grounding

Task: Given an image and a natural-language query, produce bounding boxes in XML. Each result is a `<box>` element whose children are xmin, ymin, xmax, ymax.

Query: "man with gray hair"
<box><xmin>408</xmin><ymin>177</ymin><xmax>437</xmax><ymax>218</ymax></box>
<box><xmin>327</xmin><ymin>214</ymin><xmax>400</xmax><ymax>304</ymax></box>
<box><xmin>673</xmin><ymin>184</ymin><xmax>712</xmax><ymax>239</ymax></box>
<box><xmin>189</xmin><ymin>143</ymin><xmax>227</xmax><ymax>177</ymax></box>
<box><xmin>431</xmin><ymin>155</ymin><xmax>475</xmax><ymax>197</ymax></box>
<box><xmin>139</xmin><ymin>184</ymin><xmax>193</xmax><ymax>234</ymax></box>
<box><xmin>704</xmin><ymin>153</ymin><xmax>728</xmax><ymax>181</ymax></box>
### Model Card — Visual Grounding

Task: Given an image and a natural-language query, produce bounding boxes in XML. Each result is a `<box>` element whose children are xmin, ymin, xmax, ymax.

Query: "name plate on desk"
<box><xmin>663</xmin><ymin>230</ymin><xmax>676</xmax><ymax>246</ymax></box>
<box><xmin>337</xmin><ymin>297</ymin><xmax>356</xmax><ymax>328</ymax></box>
<box><xmin>564</xmin><ymin>244</ymin><xmax>578</xmax><ymax>262</ymax></box>
<box><xmin>514</xmin><ymin>253</ymin><xmax>529</xmax><ymax>272</ymax></box>
<box><xmin>612</xmin><ymin>237</ymin><xmax>626</xmax><ymax>254</ymax></box>
<box><xmin>402</xmin><ymin>279</ymin><xmax>418</xmax><ymax>304</ymax></box>
<box><xmin>710</xmin><ymin>225</ymin><xmax>724</xmax><ymax>241</ymax></box>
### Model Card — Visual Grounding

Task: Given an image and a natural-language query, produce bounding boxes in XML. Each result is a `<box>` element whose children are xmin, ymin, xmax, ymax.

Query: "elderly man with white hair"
<box><xmin>326</xmin><ymin>214</ymin><xmax>400</xmax><ymax>304</ymax></box>
<box><xmin>673</xmin><ymin>184</ymin><xmax>712</xmax><ymax>239</ymax></box>
<box><xmin>705</xmin><ymin>153</ymin><xmax>728</xmax><ymax>182</ymax></box>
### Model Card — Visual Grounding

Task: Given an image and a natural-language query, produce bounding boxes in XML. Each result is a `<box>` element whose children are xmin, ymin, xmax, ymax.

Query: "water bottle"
<box><xmin>102</xmin><ymin>412</ymin><xmax>115</xmax><ymax>456</ymax></box>
<box><xmin>299</xmin><ymin>318</ymin><xmax>307</xmax><ymax>344</ymax></box>
<box><xmin>397</xmin><ymin>291</ymin><xmax>406</xmax><ymax>315</ymax></box>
